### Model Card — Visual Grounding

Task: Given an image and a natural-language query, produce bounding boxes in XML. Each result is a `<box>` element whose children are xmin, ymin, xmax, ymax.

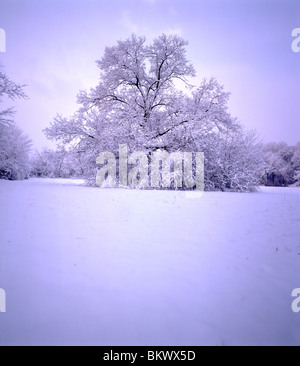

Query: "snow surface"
<box><xmin>0</xmin><ymin>178</ymin><xmax>300</xmax><ymax>346</ymax></box>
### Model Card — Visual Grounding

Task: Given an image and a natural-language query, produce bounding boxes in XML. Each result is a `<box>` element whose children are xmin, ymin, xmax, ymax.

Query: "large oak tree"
<box><xmin>45</xmin><ymin>34</ymin><xmax>262</xmax><ymax>191</ymax></box>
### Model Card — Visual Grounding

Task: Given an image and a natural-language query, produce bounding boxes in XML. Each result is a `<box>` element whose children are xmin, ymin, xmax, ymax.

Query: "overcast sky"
<box><xmin>0</xmin><ymin>0</ymin><xmax>299</xmax><ymax>150</ymax></box>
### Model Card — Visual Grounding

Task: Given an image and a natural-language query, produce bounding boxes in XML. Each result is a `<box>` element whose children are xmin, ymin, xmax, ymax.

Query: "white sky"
<box><xmin>0</xmin><ymin>0</ymin><xmax>299</xmax><ymax>150</ymax></box>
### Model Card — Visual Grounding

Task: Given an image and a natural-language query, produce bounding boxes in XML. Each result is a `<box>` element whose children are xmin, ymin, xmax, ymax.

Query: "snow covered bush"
<box><xmin>261</xmin><ymin>142</ymin><xmax>300</xmax><ymax>187</ymax></box>
<box><xmin>203</xmin><ymin>128</ymin><xmax>263</xmax><ymax>191</ymax></box>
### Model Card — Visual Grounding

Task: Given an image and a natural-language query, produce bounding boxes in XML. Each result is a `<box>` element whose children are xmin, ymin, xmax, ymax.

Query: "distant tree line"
<box><xmin>30</xmin><ymin>148</ymin><xmax>86</xmax><ymax>179</ymax></box>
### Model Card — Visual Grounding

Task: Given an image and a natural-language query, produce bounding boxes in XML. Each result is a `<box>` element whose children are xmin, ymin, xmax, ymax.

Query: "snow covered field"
<box><xmin>0</xmin><ymin>178</ymin><xmax>300</xmax><ymax>346</ymax></box>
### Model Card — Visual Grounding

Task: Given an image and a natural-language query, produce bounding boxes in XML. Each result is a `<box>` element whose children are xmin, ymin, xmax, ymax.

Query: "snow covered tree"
<box><xmin>0</xmin><ymin>123</ymin><xmax>31</xmax><ymax>180</ymax></box>
<box><xmin>0</xmin><ymin>68</ymin><xmax>31</xmax><ymax>180</ymax></box>
<box><xmin>45</xmin><ymin>34</ymin><xmax>261</xmax><ymax>191</ymax></box>
<box><xmin>0</xmin><ymin>68</ymin><xmax>27</xmax><ymax>127</ymax></box>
